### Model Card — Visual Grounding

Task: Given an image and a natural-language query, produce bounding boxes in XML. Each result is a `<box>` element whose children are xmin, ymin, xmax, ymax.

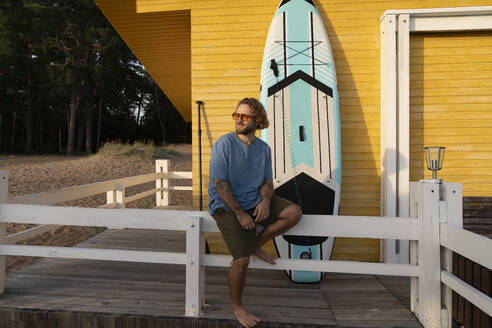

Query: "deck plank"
<box><xmin>0</xmin><ymin>229</ymin><xmax>422</xmax><ymax>327</ymax></box>
<box><xmin>321</xmin><ymin>274</ymin><xmax>420</xmax><ymax>327</ymax></box>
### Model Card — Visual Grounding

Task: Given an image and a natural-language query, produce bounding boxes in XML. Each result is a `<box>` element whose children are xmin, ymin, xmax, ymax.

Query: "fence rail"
<box><xmin>0</xmin><ymin>168</ymin><xmax>491</xmax><ymax>327</ymax></box>
<box><xmin>5</xmin><ymin>224</ymin><xmax>57</xmax><ymax>245</ymax></box>
<box><xmin>6</xmin><ymin>172</ymin><xmax>163</xmax><ymax>205</ymax></box>
<box><xmin>3</xmin><ymin>159</ymin><xmax>190</xmax><ymax>244</ymax></box>
<box><xmin>441</xmin><ymin>270</ymin><xmax>492</xmax><ymax>318</ymax></box>
<box><xmin>440</xmin><ymin>224</ymin><xmax>492</xmax><ymax>270</ymax></box>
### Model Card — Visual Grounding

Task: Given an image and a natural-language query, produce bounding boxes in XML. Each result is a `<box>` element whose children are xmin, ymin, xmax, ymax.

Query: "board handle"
<box><xmin>299</xmin><ymin>125</ymin><xmax>305</xmax><ymax>142</ymax></box>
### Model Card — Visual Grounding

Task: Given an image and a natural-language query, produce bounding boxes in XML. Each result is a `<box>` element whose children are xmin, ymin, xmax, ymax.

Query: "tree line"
<box><xmin>0</xmin><ymin>0</ymin><xmax>190</xmax><ymax>155</ymax></box>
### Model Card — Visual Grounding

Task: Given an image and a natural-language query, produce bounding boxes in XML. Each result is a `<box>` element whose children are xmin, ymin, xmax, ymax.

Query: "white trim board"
<box><xmin>379</xmin><ymin>6</ymin><xmax>492</xmax><ymax>264</ymax></box>
<box><xmin>383</xmin><ymin>6</ymin><xmax>492</xmax><ymax>17</ymax></box>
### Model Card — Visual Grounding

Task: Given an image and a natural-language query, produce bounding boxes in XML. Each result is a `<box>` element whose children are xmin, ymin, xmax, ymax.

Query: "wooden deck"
<box><xmin>0</xmin><ymin>228</ymin><xmax>422</xmax><ymax>327</ymax></box>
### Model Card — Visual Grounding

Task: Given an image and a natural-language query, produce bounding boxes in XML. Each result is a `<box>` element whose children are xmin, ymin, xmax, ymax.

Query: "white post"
<box><xmin>156</xmin><ymin>160</ymin><xmax>170</xmax><ymax>207</ymax></box>
<box><xmin>106</xmin><ymin>188</ymin><xmax>115</xmax><ymax>206</ymax></box>
<box><xmin>115</xmin><ymin>183</ymin><xmax>125</xmax><ymax>208</ymax></box>
<box><xmin>0</xmin><ymin>171</ymin><xmax>8</xmax><ymax>295</ymax></box>
<box><xmin>397</xmin><ymin>13</ymin><xmax>410</xmax><ymax>265</ymax></box>
<box><xmin>440</xmin><ymin>183</ymin><xmax>462</xmax><ymax>328</ymax></box>
<box><xmin>106</xmin><ymin>183</ymin><xmax>125</xmax><ymax>208</ymax></box>
<box><xmin>416</xmin><ymin>181</ymin><xmax>442</xmax><ymax>327</ymax></box>
<box><xmin>185</xmin><ymin>216</ymin><xmax>204</xmax><ymax>316</ymax></box>
<box><xmin>199</xmin><ymin>229</ymin><xmax>206</xmax><ymax>310</ymax></box>
<box><xmin>380</xmin><ymin>14</ymin><xmax>399</xmax><ymax>263</ymax></box>
<box><xmin>106</xmin><ymin>183</ymin><xmax>125</xmax><ymax>229</ymax></box>
<box><xmin>409</xmin><ymin>182</ymin><xmax>419</xmax><ymax>313</ymax></box>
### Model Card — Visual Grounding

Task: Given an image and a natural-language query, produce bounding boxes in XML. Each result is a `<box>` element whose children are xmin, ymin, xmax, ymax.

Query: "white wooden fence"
<box><xmin>0</xmin><ymin>163</ymin><xmax>491</xmax><ymax>328</ymax></box>
<box><xmin>3</xmin><ymin>159</ymin><xmax>191</xmax><ymax>242</ymax></box>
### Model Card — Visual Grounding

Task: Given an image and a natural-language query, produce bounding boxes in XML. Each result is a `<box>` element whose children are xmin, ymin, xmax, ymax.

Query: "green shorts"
<box><xmin>212</xmin><ymin>195</ymin><xmax>293</xmax><ymax>259</ymax></box>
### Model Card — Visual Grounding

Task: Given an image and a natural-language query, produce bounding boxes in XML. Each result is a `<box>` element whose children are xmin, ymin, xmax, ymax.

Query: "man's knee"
<box><xmin>232</xmin><ymin>256</ymin><xmax>250</xmax><ymax>270</ymax></box>
<box><xmin>290</xmin><ymin>204</ymin><xmax>302</xmax><ymax>224</ymax></box>
<box><xmin>280</xmin><ymin>204</ymin><xmax>302</xmax><ymax>225</ymax></box>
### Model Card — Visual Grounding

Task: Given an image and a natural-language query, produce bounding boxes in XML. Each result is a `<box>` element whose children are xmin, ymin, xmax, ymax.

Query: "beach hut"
<box><xmin>93</xmin><ymin>0</ymin><xmax>492</xmax><ymax>264</ymax></box>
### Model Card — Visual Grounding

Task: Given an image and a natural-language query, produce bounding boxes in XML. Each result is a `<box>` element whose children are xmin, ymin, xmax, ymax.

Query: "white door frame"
<box><xmin>380</xmin><ymin>6</ymin><xmax>492</xmax><ymax>263</ymax></box>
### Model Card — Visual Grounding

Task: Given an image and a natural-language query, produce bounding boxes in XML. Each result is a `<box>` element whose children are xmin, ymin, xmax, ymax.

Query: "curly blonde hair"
<box><xmin>236</xmin><ymin>97</ymin><xmax>269</xmax><ymax>130</ymax></box>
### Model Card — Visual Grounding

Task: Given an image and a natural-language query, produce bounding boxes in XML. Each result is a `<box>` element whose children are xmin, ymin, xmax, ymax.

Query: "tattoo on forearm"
<box><xmin>215</xmin><ymin>179</ymin><xmax>226</xmax><ymax>192</ymax></box>
<box><xmin>214</xmin><ymin>179</ymin><xmax>242</xmax><ymax>214</ymax></box>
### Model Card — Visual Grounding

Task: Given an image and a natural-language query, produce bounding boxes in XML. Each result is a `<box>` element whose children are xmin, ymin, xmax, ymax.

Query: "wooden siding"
<box><xmin>94</xmin><ymin>0</ymin><xmax>191</xmax><ymax>121</ymax></box>
<box><xmin>409</xmin><ymin>31</ymin><xmax>492</xmax><ymax>197</ymax></box>
<box><xmin>190</xmin><ymin>0</ymin><xmax>491</xmax><ymax>262</ymax></box>
<box><xmin>190</xmin><ymin>0</ymin><xmax>384</xmax><ymax>262</ymax></box>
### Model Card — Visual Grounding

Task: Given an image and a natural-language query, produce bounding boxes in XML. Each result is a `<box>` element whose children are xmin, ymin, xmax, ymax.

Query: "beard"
<box><xmin>236</xmin><ymin>123</ymin><xmax>255</xmax><ymax>135</ymax></box>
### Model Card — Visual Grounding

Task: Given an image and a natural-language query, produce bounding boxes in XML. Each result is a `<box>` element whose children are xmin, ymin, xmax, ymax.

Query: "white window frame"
<box><xmin>380</xmin><ymin>6</ymin><xmax>492</xmax><ymax>264</ymax></box>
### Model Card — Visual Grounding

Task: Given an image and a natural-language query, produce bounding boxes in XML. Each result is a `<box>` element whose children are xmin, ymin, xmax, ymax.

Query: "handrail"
<box><xmin>6</xmin><ymin>172</ymin><xmax>164</xmax><ymax>205</ymax></box>
<box><xmin>165</xmin><ymin>171</ymin><xmax>192</xmax><ymax>179</ymax></box>
<box><xmin>441</xmin><ymin>270</ymin><xmax>492</xmax><ymax>317</ymax></box>
<box><xmin>203</xmin><ymin>254</ymin><xmax>419</xmax><ymax>276</ymax></box>
<box><xmin>283</xmin><ymin>215</ymin><xmax>419</xmax><ymax>240</ymax></box>
<box><xmin>0</xmin><ymin>204</ymin><xmax>418</xmax><ymax>241</ymax></box>
<box><xmin>0</xmin><ymin>244</ymin><xmax>187</xmax><ymax>265</ymax></box>
<box><xmin>439</xmin><ymin>221</ymin><xmax>492</xmax><ymax>319</ymax></box>
<box><xmin>3</xmin><ymin>159</ymin><xmax>193</xmax><ymax>244</ymax></box>
<box><xmin>0</xmin><ymin>203</ymin><xmax>422</xmax><ymax>317</ymax></box>
<box><xmin>125</xmin><ymin>187</ymin><xmax>164</xmax><ymax>203</ymax></box>
<box><xmin>5</xmin><ymin>224</ymin><xmax>57</xmax><ymax>245</ymax></box>
<box><xmin>440</xmin><ymin>223</ymin><xmax>492</xmax><ymax>270</ymax></box>
<box><xmin>0</xmin><ymin>204</ymin><xmax>191</xmax><ymax>231</ymax></box>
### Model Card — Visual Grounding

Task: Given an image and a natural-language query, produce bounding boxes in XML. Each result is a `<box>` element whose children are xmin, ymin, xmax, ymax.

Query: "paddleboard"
<box><xmin>259</xmin><ymin>0</ymin><xmax>341</xmax><ymax>283</ymax></box>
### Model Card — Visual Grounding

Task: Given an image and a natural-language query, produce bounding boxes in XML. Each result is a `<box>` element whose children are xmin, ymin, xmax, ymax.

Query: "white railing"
<box><xmin>0</xmin><ymin>170</ymin><xmax>490</xmax><ymax>327</ymax></box>
<box><xmin>3</xmin><ymin>159</ymin><xmax>192</xmax><ymax>244</ymax></box>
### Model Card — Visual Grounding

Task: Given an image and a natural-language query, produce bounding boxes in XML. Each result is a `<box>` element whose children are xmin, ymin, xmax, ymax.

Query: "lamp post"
<box><xmin>424</xmin><ymin>146</ymin><xmax>445</xmax><ymax>183</ymax></box>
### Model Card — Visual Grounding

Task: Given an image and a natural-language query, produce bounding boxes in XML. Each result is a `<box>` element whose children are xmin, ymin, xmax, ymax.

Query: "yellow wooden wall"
<box><xmin>95</xmin><ymin>0</ymin><xmax>492</xmax><ymax>262</ymax></box>
<box><xmin>189</xmin><ymin>0</ymin><xmax>491</xmax><ymax>262</ymax></box>
<box><xmin>410</xmin><ymin>31</ymin><xmax>492</xmax><ymax>196</ymax></box>
<box><xmin>94</xmin><ymin>0</ymin><xmax>192</xmax><ymax>121</ymax></box>
<box><xmin>190</xmin><ymin>0</ymin><xmax>381</xmax><ymax>261</ymax></box>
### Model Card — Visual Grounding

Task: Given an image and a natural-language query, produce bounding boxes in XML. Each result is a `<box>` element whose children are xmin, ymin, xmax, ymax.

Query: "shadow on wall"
<box><xmin>409</xmin><ymin>34</ymin><xmax>427</xmax><ymax>183</ymax></box>
<box><xmin>198</xmin><ymin>102</ymin><xmax>214</xmax><ymax>151</ymax></box>
<box><xmin>381</xmin><ymin>148</ymin><xmax>411</xmax><ymax>260</ymax></box>
<box><xmin>317</xmin><ymin>2</ymin><xmax>380</xmax><ymax>261</ymax></box>
<box><xmin>380</xmin><ymin>148</ymin><xmax>396</xmax><ymax>217</ymax></box>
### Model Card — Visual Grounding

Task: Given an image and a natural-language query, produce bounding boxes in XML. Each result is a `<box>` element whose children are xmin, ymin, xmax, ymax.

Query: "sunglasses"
<box><xmin>232</xmin><ymin>113</ymin><xmax>254</xmax><ymax>122</ymax></box>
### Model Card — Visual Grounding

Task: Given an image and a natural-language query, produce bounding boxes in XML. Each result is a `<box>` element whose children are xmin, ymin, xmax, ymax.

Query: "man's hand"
<box><xmin>253</xmin><ymin>199</ymin><xmax>270</xmax><ymax>222</ymax></box>
<box><xmin>237</xmin><ymin>211</ymin><xmax>256</xmax><ymax>230</ymax></box>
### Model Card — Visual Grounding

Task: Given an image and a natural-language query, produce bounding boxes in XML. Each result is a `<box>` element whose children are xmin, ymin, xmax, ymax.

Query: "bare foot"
<box><xmin>254</xmin><ymin>248</ymin><xmax>277</xmax><ymax>264</ymax></box>
<box><xmin>233</xmin><ymin>304</ymin><xmax>261</xmax><ymax>328</ymax></box>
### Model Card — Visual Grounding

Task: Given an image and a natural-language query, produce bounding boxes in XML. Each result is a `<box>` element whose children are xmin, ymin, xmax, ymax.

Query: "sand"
<box><xmin>0</xmin><ymin>144</ymin><xmax>192</xmax><ymax>273</ymax></box>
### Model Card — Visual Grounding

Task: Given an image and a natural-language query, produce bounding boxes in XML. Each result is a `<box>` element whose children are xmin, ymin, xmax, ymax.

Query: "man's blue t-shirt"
<box><xmin>208</xmin><ymin>132</ymin><xmax>273</xmax><ymax>214</ymax></box>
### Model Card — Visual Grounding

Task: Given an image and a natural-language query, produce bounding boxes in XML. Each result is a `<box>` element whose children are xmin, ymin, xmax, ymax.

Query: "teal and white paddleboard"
<box><xmin>259</xmin><ymin>0</ymin><xmax>341</xmax><ymax>283</ymax></box>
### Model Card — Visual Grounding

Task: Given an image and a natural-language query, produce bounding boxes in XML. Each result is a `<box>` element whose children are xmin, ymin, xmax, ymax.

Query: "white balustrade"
<box><xmin>0</xmin><ymin>167</ymin><xmax>491</xmax><ymax>327</ymax></box>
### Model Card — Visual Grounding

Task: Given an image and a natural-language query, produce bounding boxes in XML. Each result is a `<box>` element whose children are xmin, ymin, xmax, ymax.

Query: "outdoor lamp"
<box><xmin>424</xmin><ymin>146</ymin><xmax>445</xmax><ymax>181</ymax></box>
